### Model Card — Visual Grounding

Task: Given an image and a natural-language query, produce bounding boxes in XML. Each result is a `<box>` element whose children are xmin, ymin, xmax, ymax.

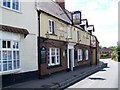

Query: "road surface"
<box><xmin>66</xmin><ymin>59</ymin><xmax>118</xmax><ymax>88</ymax></box>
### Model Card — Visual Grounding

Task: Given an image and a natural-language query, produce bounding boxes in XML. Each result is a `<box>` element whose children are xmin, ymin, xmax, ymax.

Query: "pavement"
<box><xmin>2</xmin><ymin>61</ymin><xmax>107</xmax><ymax>90</ymax></box>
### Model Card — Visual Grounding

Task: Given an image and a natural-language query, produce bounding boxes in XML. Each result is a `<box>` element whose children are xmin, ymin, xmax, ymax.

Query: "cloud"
<box><xmin>65</xmin><ymin>0</ymin><xmax>119</xmax><ymax>47</ymax></box>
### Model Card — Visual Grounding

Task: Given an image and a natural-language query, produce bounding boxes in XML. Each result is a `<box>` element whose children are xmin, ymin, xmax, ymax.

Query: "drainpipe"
<box><xmin>90</xmin><ymin>34</ymin><xmax>92</xmax><ymax>66</ymax></box>
<box><xmin>37</xmin><ymin>10</ymin><xmax>41</xmax><ymax>78</ymax></box>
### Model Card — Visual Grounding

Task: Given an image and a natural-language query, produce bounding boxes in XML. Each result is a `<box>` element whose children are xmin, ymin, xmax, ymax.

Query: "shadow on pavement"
<box><xmin>89</xmin><ymin>77</ymin><xmax>106</xmax><ymax>80</ymax></box>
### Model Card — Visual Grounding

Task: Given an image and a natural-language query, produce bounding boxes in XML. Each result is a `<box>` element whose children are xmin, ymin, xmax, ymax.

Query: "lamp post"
<box><xmin>37</xmin><ymin>9</ymin><xmax>41</xmax><ymax>78</ymax></box>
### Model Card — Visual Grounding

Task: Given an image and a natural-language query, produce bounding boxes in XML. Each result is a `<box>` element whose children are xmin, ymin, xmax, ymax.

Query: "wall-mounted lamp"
<box><xmin>77</xmin><ymin>39</ymin><xmax>81</xmax><ymax>43</ymax></box>
<box><xmin>66</xmin><ymin>37</ymin><xmax>69</xmax><ymax>41</ymax></box>
<box><xmin>45</xmin><ymin>32</ymin><xmax>50</xmax><ymax>38</ymax></box>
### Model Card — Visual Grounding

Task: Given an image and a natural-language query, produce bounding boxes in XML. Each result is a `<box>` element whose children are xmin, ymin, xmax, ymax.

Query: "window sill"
<box><xmin>78</xmin><ymin>60</ymin><xmax>82</xmax><ymax>62</ymax></box>
<box><xmin>0</xmin><ymin>68</ymin><xmax>21</xmax><ymax>75</ymax></box>
<box><xmin>49</xmin><ymin>34</ymin><xmax>57</xmax><ymax>36</ymax></box>
<box><xmin>1</xmin><ymin>6</ymin><xmax>21</xmax><ymax>14</ymax></box>
<box><xmin>47</xmin><ymin>64</ymin><xmax>62</xmax><ymax>69</ymax></box>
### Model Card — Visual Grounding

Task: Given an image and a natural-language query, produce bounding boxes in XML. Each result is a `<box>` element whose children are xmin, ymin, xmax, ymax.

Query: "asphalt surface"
<box><xmin>66</xmin><ymin>59</ymin><xmax>118</xmax><ymax>89</ymax></box>
<box><xmin>3</xmin><ymin>60</ymin><xmax>105</xmax><ymax>89</ymax></box>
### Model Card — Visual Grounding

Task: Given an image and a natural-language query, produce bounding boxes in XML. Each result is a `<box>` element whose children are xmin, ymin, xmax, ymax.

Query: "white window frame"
<box><xmin>48</xmin><ymin>19</ymin><xmax>55</xmax><ymax>34</ymax></box>
<box><xmin>48</xmin><ymin>48</ymin><xmax>60</xmax><ymax>66</ymax></box>
<box><xmin>85</xmin><ymin>32</ymin><xmax>88</xmax><ymax>39</ymax></box>
<box><xmin>85</xmin><ymin>50</ymin><xmax>89</xmax><ymax>60</ymax></box>
<box><xmin>78</xmin><ymin>49</ymin><xmax>82</xmax><ymax>61</ymax></box>
<box><xmin>77</xmin><ymin>31</ymin><xmax>81</xmax><ymax>41</ymax></box>
<box><xmin>2</xmin><ymin>0</ymin><xmax>20</xmax><ymax>11</ymax></box>
<box><xmin>0</xmin><ymin>39</ymin><xmax>20</xmax><ymax>74</ymax></box>
<box><xmin>67</xmin><ymin>27</ymin><xmax>72</xmax><ymax>39</ymax></box>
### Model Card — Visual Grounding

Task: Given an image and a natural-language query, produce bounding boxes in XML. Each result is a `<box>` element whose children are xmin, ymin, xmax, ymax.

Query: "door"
<box><xmin>69</xmin><ymin>49</ymin><xmax>72</xmax><ymax>70</ymax></box>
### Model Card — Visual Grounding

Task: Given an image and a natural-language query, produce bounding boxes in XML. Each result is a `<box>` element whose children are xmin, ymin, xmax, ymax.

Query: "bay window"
<box><xmin>0</xmin><ymin>40</ymin><xmax>20</xmax><ymax>72</ymax></box>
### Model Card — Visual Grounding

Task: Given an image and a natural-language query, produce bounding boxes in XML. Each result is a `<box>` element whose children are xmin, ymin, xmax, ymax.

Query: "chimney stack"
<box><xmin>55</xmin><ymin>0</ymin><xmax>65</xmax><ymax>9</ymax></box>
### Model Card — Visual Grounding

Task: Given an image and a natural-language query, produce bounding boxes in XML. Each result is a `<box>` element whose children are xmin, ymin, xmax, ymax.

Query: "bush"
<box><xmin>111</xmin><ymin>52</ymin><xmax>118</xmax><ymax>61</ymax></box>
<box><xmin>100</xmin><ymin>53</ymin><xmax>110</xmax><ymax>58</ymax></box>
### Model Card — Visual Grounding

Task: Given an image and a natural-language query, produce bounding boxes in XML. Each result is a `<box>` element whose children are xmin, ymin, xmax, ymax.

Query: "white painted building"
<box><xmin>0</xmin><ymin>0</ymin><xmax>38</xmax><ymax>86</ymax></box>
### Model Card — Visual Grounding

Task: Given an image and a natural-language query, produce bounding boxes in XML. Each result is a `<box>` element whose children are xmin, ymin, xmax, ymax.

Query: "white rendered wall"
<box><xmin>0</xmin><ymin>1</ymin><xmax>38</xmax><ymax>73</ymax></box>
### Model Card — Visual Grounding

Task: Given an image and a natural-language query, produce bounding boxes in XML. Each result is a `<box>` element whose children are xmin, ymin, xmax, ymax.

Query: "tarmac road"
<box><xmin>66</xmin><ymin>59</ymin><xmax>118</xmax><ymax>89</ymax></box>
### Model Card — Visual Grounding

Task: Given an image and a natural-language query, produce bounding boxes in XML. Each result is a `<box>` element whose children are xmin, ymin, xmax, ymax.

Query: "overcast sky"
<box><xmin>65</xmin><ymin>0</ymin><xmax>119</xmax><ymax>47</ymax></box>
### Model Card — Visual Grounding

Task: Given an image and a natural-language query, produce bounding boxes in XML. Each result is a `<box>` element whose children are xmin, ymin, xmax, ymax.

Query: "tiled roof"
<box><xmin>100</xmin><ymin>47</ymin><xmax>113</xmax><ymax>52</ymax></box>
<box><xmin>37</xmin><ymin>0</ymin><xmax>72</xmax><ymax>24</ymax></box>
<box><xmin>0</xmin><ymin>25</ymin><xmax>29</xmax><ymax>37</ymax></box>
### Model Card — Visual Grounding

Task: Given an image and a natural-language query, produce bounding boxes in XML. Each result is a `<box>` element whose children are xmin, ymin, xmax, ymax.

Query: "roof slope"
<box><xmin>37</xmin><ymin>0</ymin><xmax>71</xmax><ymax>24</ymax></box>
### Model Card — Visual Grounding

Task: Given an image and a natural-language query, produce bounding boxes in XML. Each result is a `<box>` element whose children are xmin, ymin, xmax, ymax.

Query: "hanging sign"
<box><xmin>72</xmin><ymin>11</ymin><xmax>81</xmax><ymax>25</ymax></box>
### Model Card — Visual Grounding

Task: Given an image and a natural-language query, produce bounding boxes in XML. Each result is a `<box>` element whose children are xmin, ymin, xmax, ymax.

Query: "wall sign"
<box><xmin>72</xmin><ymin>11</ymin><xmax>81</xmax><ymax>25</ymax></box>
<box><xmin>41</xmin><ymin>47</ymin><xmax>46</xmax><ymax>64</ymax></box>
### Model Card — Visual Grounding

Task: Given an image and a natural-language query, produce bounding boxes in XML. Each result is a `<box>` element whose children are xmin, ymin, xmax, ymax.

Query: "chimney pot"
<box><xmin>55</xmin><ymin>0</ymin><xmax>65</xmax><ymax>9</ymax></box>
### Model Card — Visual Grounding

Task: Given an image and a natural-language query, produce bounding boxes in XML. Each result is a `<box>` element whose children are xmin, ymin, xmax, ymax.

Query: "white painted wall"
<box><xmin>0</xmin><ymin>1</ymin><xmax>38</xmax><ymax>73</ymax></box>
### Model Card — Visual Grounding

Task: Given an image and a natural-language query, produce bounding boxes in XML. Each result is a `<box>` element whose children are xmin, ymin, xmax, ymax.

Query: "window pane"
<box><xmin>16</xmin><ymin>42</ymin><xmax>19</xmax><ymax>48</ymax></box>
<box><xmin>12</xmin><ymin>0</ymin><xmax>16</xmax><ymax>9</ymax></box>
<box><xmin>13</xmin><ymin>51</ymin><xmax>16</xmax><ymax>59</ymax></box>
<box><xmin>8</xmin><ymin>61</ymin><xmax>12</xmax><ymax>70</ymax></box>
<box><xmin>17</xmin><ymin>60</ymin><xmax>19</xmax><ymax>68</ymax></box>
<box><xmin>52</xmin><ymin>21</ymin><xmax>54</xmax><ymax>34</ymax></box>
<box><xmin>13</xmin><ymin>42</ymin><xmax>15</xmax><ymax>48</ymax></box>
<box><xmin>0</xmin><ymin>51</ymin><xmax>1</xmax><ymax>71</ymax></box>
<box><xmin>7</xmin><ymin>41</ymin><xmax>11</xmax><ymax>48</ymax></box>
<box><xmin>2</xmin><ymin>41</ymin><xmax>6</xmax><ymax>48</ymax></box>
<box><xmin>3</xmin><ymin>0</ymin><xmax>6</xmax><ymax>6</ymax></box>
<box><xmin>77</xmin><ymin>31</ymin><xmax>80</xmax><ymax>40</ymax></box>
<box><xmin>16</xmin><ymin>51</ymin><xmax>19</xmax><ymax>59</ymax></box>
<box><xmin>16</xmin><ymin>2</ymin><xmax>19</xmax><ymax>10</ymax></box>
<box><xmin>12</xmin><ymin>0</ymin><xmax>19</xmax><ymax>10</ymax></box>
<box><xmin>3</xmin><ymin>0</ymin><xmax>10</xmax><ymax>8</ymax></box>
<box><xmin>7</xmin><ymin>1</ymin><xmax>10</xmax><ymax>8</ymax></box>
<box><xmin>14</xmin><ymin>61</ymin><xmax>16</xmax><ymax>69</ymax></box>
<box><xmin>0</xmin><ymin>63</ymin><xmax>1</xmax><ymax>71</ymax></box>
<box><xmin>0</xmin><ymin>51</ymin><xmax>1</xmax><ymax>62</ymax></box>
<box><xmin>57</xmin><ymin>56</ymin><xmax>59</xmax><ymax>63</ymax></box>
<box><xmin>51</xmin><ymin>56</ymin><xmax>55</xmax><ymax>64</ymax></box>
<box><xmin>3</xmin><ymin>61</ymin><xmax>7</xmax><ymax>71</ymax></box>
<box><xmin>3</xmin><ymin>51</ymin><xmax>7</xmax><ymax>60</ymax></box>
<box><xmin>49</xmin><ymin>20</ymin><xmax>52</xmax><ymax>33</ymax></box>
<box><xmin>8</xmin><ymin>51</ymin><xmax>12</xmax><ymax>60</ymax></box>
<box><xmin>67</xmin><ymin>29</ymin><xmax>72</xmax><ymax>38</ymax></box>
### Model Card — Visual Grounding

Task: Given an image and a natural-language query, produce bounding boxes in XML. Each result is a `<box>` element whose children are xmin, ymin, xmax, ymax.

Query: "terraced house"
<box><xmin>0</xmin><ymin>0</ymin><xmax>100</xmax><ymax>87</ymax></box>
<box><xmin>0</xmin><ymin>0</ymin><xmax>38</xmax><ymax>87</ymax></box>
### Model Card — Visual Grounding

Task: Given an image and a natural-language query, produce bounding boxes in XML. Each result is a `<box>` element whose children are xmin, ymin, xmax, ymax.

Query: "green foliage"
<box><xmin>100</xmin><ymin>53</ymin><xmax>109</xmax><ymax>58</ymax></box>
<box><xmin>109</xmin><ymin>46</ymin><xmax>117</xmax><ymax>51</ymax></box>
<box><xmin>116</xmin><ymin>45</ymin><xmax>120</xmax><ymax>51</ymax></box>
<box><xmin>111</xmin><ymin>51</ymin><xmax>118</xmax><ymax>61</ymax></box>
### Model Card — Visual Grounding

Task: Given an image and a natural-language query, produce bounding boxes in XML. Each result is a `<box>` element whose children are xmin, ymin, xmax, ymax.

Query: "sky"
<box><xmin>65</xmin><ymin>0</ymin><xmax>119</xmax><ymax>47</ymax></box>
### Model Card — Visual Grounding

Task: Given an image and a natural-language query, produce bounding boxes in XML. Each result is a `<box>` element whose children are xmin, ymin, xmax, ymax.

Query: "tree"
<box><xmin>116</xmin><ymin>45</ymin><xmax>120</xmax><ymax>62</ymax></box>
<box><xmin>117</xmin><ymin>45</ymin><xmax>120</xmax><ymax>51</ymax></box>
<box><xmin>109</xmin><ymin>46</ymin><xmax>117</xmax><ymax>51</ymax></box>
